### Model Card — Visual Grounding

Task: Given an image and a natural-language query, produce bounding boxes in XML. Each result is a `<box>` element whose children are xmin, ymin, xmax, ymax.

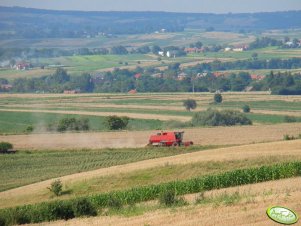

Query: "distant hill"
<box><xmin>0</xmin><ymin>7</ymin><xmax>301</xmax><ymax>38</ymax></box>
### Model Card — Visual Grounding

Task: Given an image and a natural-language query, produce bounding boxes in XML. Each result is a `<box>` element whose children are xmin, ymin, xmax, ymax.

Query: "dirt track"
<box><xmin>32</xmin><ymin>177</ymin><xmax>301</xmax><ymax>226</ymax></box>
<box><xmin>1</xmin><ymin>123</ymin><xmax>301</xmax><ymax>150</ymax></box>
<box><xmin>1</xmin><ymin>139</ymin><xmax>301</xmax><ymax>208</ymax></box>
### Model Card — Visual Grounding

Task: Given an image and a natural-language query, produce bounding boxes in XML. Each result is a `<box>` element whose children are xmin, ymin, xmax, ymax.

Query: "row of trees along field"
<box><xmin>1</xmin><ymin>67</ymin><xmax>301</xmax><ymax>94</ymax></box>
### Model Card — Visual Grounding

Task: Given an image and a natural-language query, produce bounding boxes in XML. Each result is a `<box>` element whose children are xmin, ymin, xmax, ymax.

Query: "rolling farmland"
<box><xmin>1</xmin><ymin>3</ymin><xmax>301</xmax><ymax>225</ymax></box>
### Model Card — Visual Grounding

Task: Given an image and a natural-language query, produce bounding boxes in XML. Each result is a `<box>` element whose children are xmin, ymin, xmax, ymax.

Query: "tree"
<box><xmin>195</xmin><ymin>41</ymin><xmax>203</xmax><ymax>48</ymax></box>
<box><xmin>214</xmin><ymin>93</ymin><xmax>223</xmax><ymax>104</ymax></box>
<box><xmin>191</xmin><ymin>109</ymin><xmax>252</xmax><ymax>126</ymax></box>
<box><xmin>104</xmin><ymin>115</ymin><xmax>130</xmax><ymax>130</ymax></box>
<box><xmin>242</xmin><ymin>105</ymin><xmax>250</xmax><ymax>113</ymax></box>
<box><xmin>48</xmin><ymin>179</ymin><xmax>63</xmax><ymax>196</ymax></box>
<box><xmin>183</xmin><ymin>99</ymin><xmax>197</xmax><ymax>111</ymax></box>
<box><xmin>137</xmin><ymin>46</ymin><xmax>151</xmax><ymax>54</ymax></box>
<box><xmin>51</xmin><ymin>68</ymin><xmax>70</xmax><ymax>84</ymax></box>
<box><xmin>168</xmin><ymin>62</ymin><xmax>180</xmax><ymax>71</ymax></box>
<box><xmin>252</xmin><ymin>52</ymin><xmax>258</xmax><ymax>60</ymax></box>
<box><xmin>111</xmin><ymin>46</ymin><xmax>128</xmax><ymax>55</ymax></box>
<box><xmin>56</xmin><ymin>117</ymin><xmax>90</xmax><ymax>132</ymax></box>
<box><xmin>152</xmin><ymin>45</ymin><xmax>161</xmax><ymax>54</ymax></box>
<box><xmin>0</xmin><ymin>142</ymin><xmax>13</xmax><ymax>152</ymax></box>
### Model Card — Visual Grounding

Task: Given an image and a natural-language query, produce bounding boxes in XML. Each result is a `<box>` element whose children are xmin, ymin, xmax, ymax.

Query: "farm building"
<box><xmin>128</xmin><ymin>89</ymin><xmax>137</xmax><ymax>94</ymax></box>
<box><xmin>15</xmin><ymin>62</ymin><xmax>30</xmax><ymax>70</ymax></box>
<box><xmin>250</xmin><ymin>74</ymin><xmax>264</xmax><ymax>81</ymax></box>
<box><xmin>64</xmin><ymin>89</ymin><xmax>81</xmax><ymax>94</ymax></box>
<box><xmin>184</xmin><ymin>48</ymin><xmax>203</xmax><ymax>54</ymax></box>
<box><xmin>0</xmin><ymin>84</ymin><xmax>13</xmax><ymax>91</ymax></box>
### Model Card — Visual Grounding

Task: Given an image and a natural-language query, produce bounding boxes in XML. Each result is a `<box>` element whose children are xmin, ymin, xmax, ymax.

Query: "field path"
<box><xmin>39</xmin><ymin>177</ymin><xmax>301</xmax><ymax>226</ymax></box>
<box><xmin>0</xmin><ymin>123</ymin><xmax>301</xmax><ymax>150</ymax></box>
<box><xmin>1</xmin><ymin>139</ymin><xmax>301</xmax><ymax>208</ymax></box>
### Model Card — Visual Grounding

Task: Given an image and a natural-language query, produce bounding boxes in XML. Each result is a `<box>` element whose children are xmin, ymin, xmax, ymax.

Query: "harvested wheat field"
<box><xmin>1</xmin><ymin>123</ymin><xmax>301</xmax><ymax>150</ymax></box>
<box><xmin>30</xmin><ymin>177</ymin><xmax>301</xmax><ymax>226</ymax></box>
<box><xmin>1</xmin><ymin>139</ymin><xmax>301</xmax><ymax>208</ymax></box>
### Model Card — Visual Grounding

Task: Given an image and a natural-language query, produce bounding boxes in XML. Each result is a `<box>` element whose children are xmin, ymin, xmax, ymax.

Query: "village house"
<box><xmin>212</xmin><ymin>72</ymin><xmax>226</xmax><ymax>78</ymax></box>
<box><xmin>15</xmin><ymin>62</ymin><xmax>30</xmax><ymax>70</ymax></box>
<box><xmin>158</xmin><ymin>51</ymin><xmax>165</xmax><ymax>57</ymax></box>
<box><xmin>225</xmin><ymin>45</ymin><xmax>248</xmax><ymax>52</ymax></box>
<box><xmin>0</xmin><ymin>84</ymin><xmax>13</xmax><ymax>91</ymax></box>
<box><xmin>134</xmin><ymin>73</ymin><xmax>142</xmax><ymax>79</ymax></box>
<box><xmin>63</xmin><ymin>89</ymin><xmax>81</xmax><ymax>94</ymax></box>
<box><xmin>250</xmin><ymin>74</ymin><xmax>265</xmax><ymax>81</ymax></box>
<box><xmin>177</xmin><ymin>72</ymin><xmax>187</xmax><ymax>81</ymax></box>
<box><xmin>196</xmin><ymin>72</ymin><xmax>208</xmax><ymax>78</ymax></box>
<box><xmin>150</xmin><ymin>73</ymin><xmax>163</xmax><ymax>78</ymax></box>
<box><xmin>128</xmin><ymin>89</ymin><xmax>137</xmax><ymax>94</ymax></box>
<box><xmin>184</xmin><ymin>47</ymin><xmax>203</xmax><ymax>54</ymax></box>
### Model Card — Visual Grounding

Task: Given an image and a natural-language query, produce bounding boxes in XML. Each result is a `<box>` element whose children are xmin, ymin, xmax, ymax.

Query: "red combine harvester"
<box><xmin>148</xmin><ymin>131</ymin><xmax>193</xmax><ymax>147</ymax></box>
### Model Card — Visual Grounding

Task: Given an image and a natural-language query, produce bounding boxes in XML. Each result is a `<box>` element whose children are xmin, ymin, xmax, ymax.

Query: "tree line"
<box><xmin>0</xmin><ymin>66</ymin><xmax>299</xmax><ymax>95</ymax></box>
<box><xmin>189</xmin><ymin>58</ymin><xmax>301</xmax><ymax>72</ymax></box>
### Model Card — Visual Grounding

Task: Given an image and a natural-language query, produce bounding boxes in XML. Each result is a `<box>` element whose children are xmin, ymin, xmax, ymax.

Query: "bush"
<box><xmin>242</xmin><ymin>105</ymin><xmax>250</xmax><ymax>113</ymax></box>
<box><xmin>41</xmin><ymin>201</ymin><xmax>74</xmax><ymax>221</ymax></box>
<box><xmin>283</xmin><ymin>134</ymin><xmax>299</xmax><ymax>140</ymax></box>
<box><xmin>0</xmin><ymin>216</ymin><xmax>5</xmax><ymax>226</ymax></box>
<box><xmin>214</xmin><ymin>93</ymin><xmax>222</xmax><ymax>104</ymax></box>
<box><xmin>284</xmin><ymin>115</ymin><xmax>297</xmax><ymax>123</ymax></box>
<box><xmin>159</xmin><ymin>189</ymin><xmax>177</xmax><ymax>206</ymax></box>
<box><xmin>57</xmin><ymin>117</ymin><xmax>89</xmax><ymax>132</ymax></box>
<box><xmin>159</xmin><ymin>188</ymin><xmax>187</xmax><ymax>207</ymax></box>
<box><xmin>192</xmin><ymin>109</ymin><xmax>252</xmax><ymax>127</ymax></box>
<box><xmin>107</xmin><ymin>195</ymin><xmax>123</xmax><ymax>210</ymax></box>
<box><xmin>0</xmin><ymin>142</ymin><xmax>13</xmax><ymax>152</ymax></box>
<box><xmin>71</xmin><ymin>198</ymin><xmax>97</xmax><ymax>217</ymax></box>
<box><xmin>25</xmin><ymin>125</ymin><xmax>34</xmax><ymax>133</ymax></box>
<box><xmin>48</xmin><ymin>180</ymin><xmax>63</xmax><ymax>196</ymax></box>
<box><xmin>183</xmin><ymin>99</ymin><xmax>197</xmax><ymax>111</ymax></box>
<box><xmin>104</xmin><ymin>116</ymin><xmax>129</xmax><ymax>130</ymax></box>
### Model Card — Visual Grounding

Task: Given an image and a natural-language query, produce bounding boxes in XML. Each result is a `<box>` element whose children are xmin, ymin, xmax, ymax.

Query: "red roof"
<box><xmin>213</xmin><ymin>72</ymin><xmax>225</xmax><ymax>77</ymax></box>
<box><xmin>250</xmin><ymin>74</ymin><xmax>264</xmax><ymax>80</ymax></box>
<box><xmin>134</xmin><ymin>73</ymin><xmax>142</xmax><ymax>79</ymax></box>
<box><xmin>128</xmin><ymin>89</ymin><xmax>137</xmax><ymax>94</ymax></box>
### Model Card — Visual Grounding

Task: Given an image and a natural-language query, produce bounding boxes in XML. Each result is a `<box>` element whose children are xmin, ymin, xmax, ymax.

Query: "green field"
<box><xmin>221</xmin><ymin>100</ymin><xmax>301</xmax><ymax>111</ymax></box>
<box><xmin>0</xmin><ymin>145</ymin><xmax>218</xmax><ymax>191</ymax></box>
<box><xmin>0</xmin><ymin>111</ymin><xmax>162</xmax><ymax>134</ymax></box>
<box><xmin>1</xmin><ymin>93</ymin><xmax>301</xmax><ymax>134</ymax></box>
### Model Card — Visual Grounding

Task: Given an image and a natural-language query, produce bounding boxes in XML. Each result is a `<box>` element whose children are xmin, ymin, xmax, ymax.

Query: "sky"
<box><xmin>0</xmin><ymin>0</ymin><xmax>301</xmax><ymax>13</ymax></box>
